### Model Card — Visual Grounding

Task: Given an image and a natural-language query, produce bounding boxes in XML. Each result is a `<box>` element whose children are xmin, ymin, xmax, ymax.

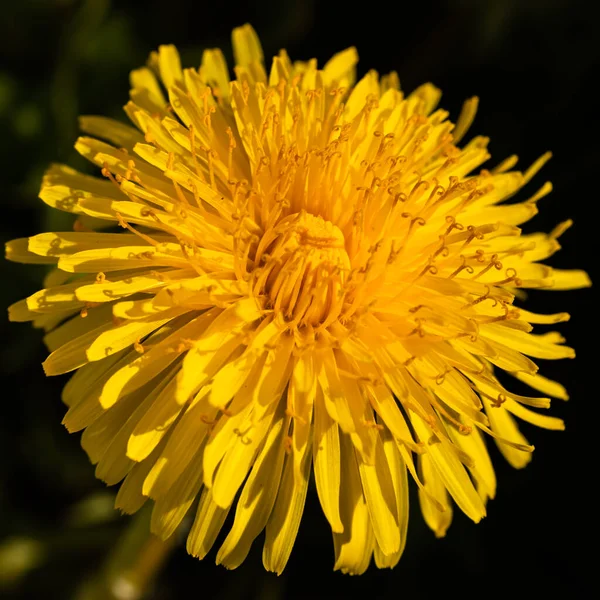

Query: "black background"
<box><xmin>0</xmin><ymin>0</ymin><xmax>596</xmax><ymax>598</ymax></box>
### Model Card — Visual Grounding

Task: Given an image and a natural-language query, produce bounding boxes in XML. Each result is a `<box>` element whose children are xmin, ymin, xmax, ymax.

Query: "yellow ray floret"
<box><xmin>6</xmin><ymin>23</ymin><xmax>590</xmax><ymax>574</ymax></box>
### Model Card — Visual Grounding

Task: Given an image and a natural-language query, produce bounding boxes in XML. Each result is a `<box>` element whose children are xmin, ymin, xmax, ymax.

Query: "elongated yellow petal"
<box><xmin>374</xmin><ymin>428</ymin><xmax>409</xmax><ymax>568</ymax></box>
<box><xmin>481</xmin><ymin>324</ymin><xmax>575</xmax><ymax>360</ymax></box>
<box><xmin>79</xmin><ymin>380</ymin><xmax>144</xmax><ymax>463</ymax></box>
<box><xmin>156</xmin><ymin>45</ymin><xmax>183</xmax><ymax>90</ymax></box>
<box><xmin>288</xmin><ymin>355</ymin><xmax>316</xmax><ymax>480</ymax></box>
<box><xmin>64</xmin><ymin>349</ymin><xmax>138</xmax><ymax>433</ymax></box>
<box><xmin>130</xmin><ymin>66</ymin><xmax>166</xmax><ymax>108</ymax></box>
<box><xmin>114</xmin><ymin>444</ymin><xmax>163</xmax><ymax>514</ymax></box>
<box><xmin>322</xmin><ymin>47</ymin><xmax>358</xmax><ymax>86</ymax></box>
<box><xmin>232</xmin><ymin>23</ymin><xmax>264</xmax><ymax>67</ymax></box>
<box><xmin>467</xmin><ymin>370</ymin><xmax>551</xmax><ymax>409</ymax></box>
<box><xmin>200</xmin><ymin>48</ymin><xmax>230</xmax><ymax>101</ymax></box>
<box><xmin>76</xmin><ymin>269</ymin><xmax>191</xmax><ymax>303</ymax></box>
<box><xmin>504</xmin><ymin>399</ymin><xmax>565</xmax><ymax>431</ymax></box>
<box><xmin>79</xmin><ymin>116</ymin><xmax>144</xmax><ymax>149</ymax></box>
<box><xmin>186</xmin><ymin>487</ymin><xmax>231</xmax><ymax>560</ymax></box>
<box><xmin>482</xmin><ymin>397</ymin><xmax>532</xmax><ymax>469</ymax></box>
<box><xmin>43</xmin><ymin>320</ymin><xmax>114</xmax><ymax>376</ymax></box>
<box><xmin>411</xmin><ymin>416</ymin><xmax>486</xmax><ymax>523</ymax></box>
<box><xmin>175</xmin><ymin>298</ymin><xmax>264</xmax><ymax>400</ymax></box>
<box><xmin>150</xmin><ymin>449</ymin><xmax>204</xmax><ymax>540</ymax></box>
<box><xmin>216</xmin><ymin>411</ymin><xmax>288</xmax><ymax>569</ymax></box>
<box><xmin>418</xmin><ymin>452</ymin><xmax>453</xmax><ymax>538</ymax></box>
<box><xmin>513</xmin><ymin>371</ymin><xmax>569</xmax><ymax>400</ymax></box>
<box><xmin>5</xmin><ymin>238</ymin><xmax>57</xmax><ymax>264</ymax></box>
<box><xmin>333</xmin><ymin>433</ymin><xmax>374</xmax><ymax>575</ymax></box>
<box><xmin>127</xmin><ymin>375</ymin><xmax>186</xmax><ymax>461</ymax></box>
<box><xmin>263</xmin><ymin>423</ymin><xmax>312</xmax><ymax>574</ymax></box>
<box><xmin>142</xmin><ymin>393</ymin><xmax>215</xmax><ymax>499</ymax></box>
<box><xmin>211</xmin><ymin>400</ymin><xmax>278</xmax><ymax>508</ymax></box>
<box><xmin>355</xmin><ymin>431</ymin><xmax>400</xmax><ymax>556</ymax></box>
<box><xmin>449</xmin><ymin>425</ymin><xmax>497</xmax><ymax>501</ymax></box>
<box><xmin>549</xmin><ymin>268</ymin><xmax>591</xmax><ymax>290</ymax></box>
<box><xmin>98</xmin><ymin>314</ymin><xmax>198</xmax><ymax>409</ymax></box>
<box><xmin>62</xmin><ymin>348</ymin><xmax>127</xmax><ymax>408</ymax></box>
<box><xmin>313</xmin><ymin>386</ymin><xmax>343</xmax><ymax>533</ymax></box>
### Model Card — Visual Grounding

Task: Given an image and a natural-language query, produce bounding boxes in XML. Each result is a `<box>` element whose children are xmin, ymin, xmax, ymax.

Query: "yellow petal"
<box><xmin>512</xmin><ymin>371</ymin><xmax>569</xmax><ymax>400</ymax></box>
<box><xmin>206</xmin><ymin>318</ymin><xmax>285</xmax><ymax>410</ymax></box>
<box><xmin>374</xmin><ymin>428</ymin><xmax>409</xmax><ymax>568</ymax></box>
<box><xmin>364</xmin><ymin>381</ymin><xmax>420</xmax><ymax>451</ymax></box>
<box><xmin>313</xmin><ymin>385</ymin><xmax>344</xmax><ymax>533</ymax></box>
<box><xmin>99</xmin><ymin>312</ymin><xmax>201</xmax><ymax>409</ymax></box>
<box><xmin>449</xmin><ymin>426</ymin><xmax>496</xmax><ymax>501</ymax></box>
<box><xmin>57</xmin><ymin>244</ymin><xmax>187</xmax><ymax>273</ymax></box>
<box><xmin>127</xmin><ymin>375</ymin><xmax>185</xmax><ymax>461</ymax></box>
<box><xmin>129</xmin><ymin>66</ymin><xmax>166</xmax><ymax>108</ymax></box>
<box><xmin>250</xmin><ymin>328</ymin><xmax>294</xmax><ymax>408</ymax></box>
<box><xmin>411</xmin><ymin>416</ymin><xmax>486</xmax><ymax>523</ymax></box>
<box><xmin>481</xmin><ymin>339</ymin><xmax>539</xmax><ymax>374</ymax></box>
<box><xmin>114</xmin><ymin>445</ymin><xmax>163</xmax><ymax>514</ymax></box>
<box><xmin>5</xmin><ymin>238</ymin><xmax>57</xmax><ymax>264</ymax></box>
<box><xmin>467</xmin><ymin>370</ymin><xmax>551</xmax><ymax>409</ymax></box>
<box><xmin>186</xmin><ymin>487</ymin><xmax>231</xmax><ymax>559</ymax></box>
<box><xmin>150</xmin><ymin>450</ymin><xmax>204</xmax><ymax>540</ymax></box>
<box><xmin>28</xmin><ymin>232</ymin><xmax>150</xmax><ymax>257</ymax></box>
<box><xmin>9</xmin><ymin>279</ymin><xmax>86</xmax><ymax>321</ymax></box>
<box><xmin>355</xmin><ymin>431</ymin><xmax>400</xmax><ymax>556</ymax></box>
<box><xmin>409</xmin><ymin>82</ymin><xmax>442</xmax><ymax>115</ymax></box>
<box><xmin>288</xmin><ymin>355</ymin><xmax>317</xmax><ymax>480</ymax></box>
<box><xmin>81</xmin><ymin>382</ymin><xmax>164</xmax><ymax>466</ymax></box>
<box><xmin>79</xmin><ymin>116</ymin><xmax>144</xmax><ymax>149</ymax></box>
<box><xmin>452</xmin><ymin>96</ymin><xmax>478</xmax><ymax>144</ymax></box>
<box><xmin>206</xmin><ymin>350</ymin><xmax>261</xmax><ymax>410</ymax></box>
<box><xmin>202</xmin><ymin>401</ymin><xmax>253</xmax><ymax>488</ymax></box>
<box><xmin>142</xmin><ymin>393</ymin><xmax>215</xmax><ymax>499</ymax></box>
<box><xmin>481</xmin><ymin>324</ymin><xmax>575</xmax><ymax>360</ymax></box>
<box><xmin>482</xmin><ymin>397</ymin><xmax>532</xmax><ymax>469</ymax></box>
<box><xmin>216</xmin><ymin>411</ymin><xmax>288</xmax><ymax>569</ymax></box>
<box><xmin>262</xmin><ymin>421</ymin><xmax>312</xmax><ymax>575</ymax></box>
<box><xmin>345</xmin><ymin>70</ymin><xmax>379</xmax><ymax>121</ymax></box>
<box><xmin>504</xmin><ymin>399</ymin><xmax>565</xmax><ymax>431</ymax></box>
<box><xmin>176</xmin><ymin>299</ymin><xmax>264</xmax><ymax>404</ymax></box>
<box><xmin>232</xmin><ymin>23</ymin><xmax>264</xmax><ymax>67</ymax></box>
<box><xmin>418</xmin><ymin>452</ymin><xmax>452</xmax><ymax>538</ymax></box>
<box><xmin>516</xmin><ymin>308</ymin><xmax>570</xmax><ymax>325</ymax></box>
<box><xmin>62</xmin><ymin>348</ymin><xmax>127</xmax><ymax>408</ymax></box>
<box><xmin>322</xmin><ymin>47</ymin><xmax>358</xmax><ymax>87</ymax></box>
<box><xmin>548</xmin><ymin>268</ymin><xmax>591</xmax><ymax>290</ymax></box>
<box><xmin>200</xmin><ymin>48</ymin><xmax>231</xmax><ymax>100</ymax></box>
<box><xmin>63</xmin><ymin>349</ymin><xmax>137</xmax><ymax>432</ymax></box>
<box><xmin>176</xmin><ymin>337</ymin><xmax>244</xmax><ymax>406</ymax></box>
<box><xmin>75</xmin><ymin>269</ymin><xmax>191</xmax><ymax>303</ymax></box>
<box><xmin>157</xmin><ymin>45</ymin><xmax>183</xmax><ymax>90</ymax></box>
<box><xmin>40</xmin><ymin>163</ymin><xmax>120</xmax><ymax>212</ymax></box>
<box><xmin>333</xmin><ymin>432</ymin><xmax>374</xmax><ymax>575</ymax></box>
<box><xmin>94</xmin><ymin>308</ymin><xmax>181</xmax><ymax>362</ymax></box>
<box><xmin>211</xmin><ymin>400</ymin><xmax>279</xmax><ymax>509</ymax></box>
<box><xmin>43</xmin><ymin>320</ymin><xmax>114</xmax><ymax>376</ymax></box>
<box><xmin>466</xmin><ymin>201</ymin><xmax>538</xmax><ymax>228</ymax></box>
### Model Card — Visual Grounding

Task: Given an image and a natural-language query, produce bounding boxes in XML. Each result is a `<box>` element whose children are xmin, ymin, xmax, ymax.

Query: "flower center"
<box><xmin>254</xmin><ymin>211</ymin><xmax>350</xmax><ymax>328</ymax></box>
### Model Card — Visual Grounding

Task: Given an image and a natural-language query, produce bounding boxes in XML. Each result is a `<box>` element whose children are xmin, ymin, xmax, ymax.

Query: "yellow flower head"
<box><xmin>6</xmin><ymin>24</ymin><xmax>590</xmax><ymax>574</ymax></box>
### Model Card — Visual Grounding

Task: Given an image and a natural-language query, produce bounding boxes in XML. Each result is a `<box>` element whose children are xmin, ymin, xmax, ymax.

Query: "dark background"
<box><xmin>0</xmin><ymin>0</ymin><xmax>596</xmax><ymax>598</ymax></box>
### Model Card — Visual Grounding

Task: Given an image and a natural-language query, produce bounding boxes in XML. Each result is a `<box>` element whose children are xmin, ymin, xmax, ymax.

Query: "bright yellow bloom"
<box><xmin>6</xmin><ymin>24</ymin><xmax>590</xmax><ymax>574</ymax></box>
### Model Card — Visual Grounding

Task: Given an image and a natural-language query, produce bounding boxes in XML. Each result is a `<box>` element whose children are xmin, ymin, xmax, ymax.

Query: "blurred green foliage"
<box><xmin>0</xmin><ymin>0</ymin><xmax>596</xmax><ymax>598</ymax></box>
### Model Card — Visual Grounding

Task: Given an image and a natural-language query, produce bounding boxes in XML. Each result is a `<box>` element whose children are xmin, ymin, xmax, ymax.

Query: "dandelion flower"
<box><xmin>6</xmin><ymin>24</ymin><xmax>590</xmax><ymax>574</ymax></box>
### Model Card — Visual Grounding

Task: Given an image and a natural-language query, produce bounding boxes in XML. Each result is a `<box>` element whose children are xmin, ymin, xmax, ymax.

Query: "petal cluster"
<box><xmin>6</xmin><ymin>24</ymin><xmax>590</xmax><ymax>574</ymax></box>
